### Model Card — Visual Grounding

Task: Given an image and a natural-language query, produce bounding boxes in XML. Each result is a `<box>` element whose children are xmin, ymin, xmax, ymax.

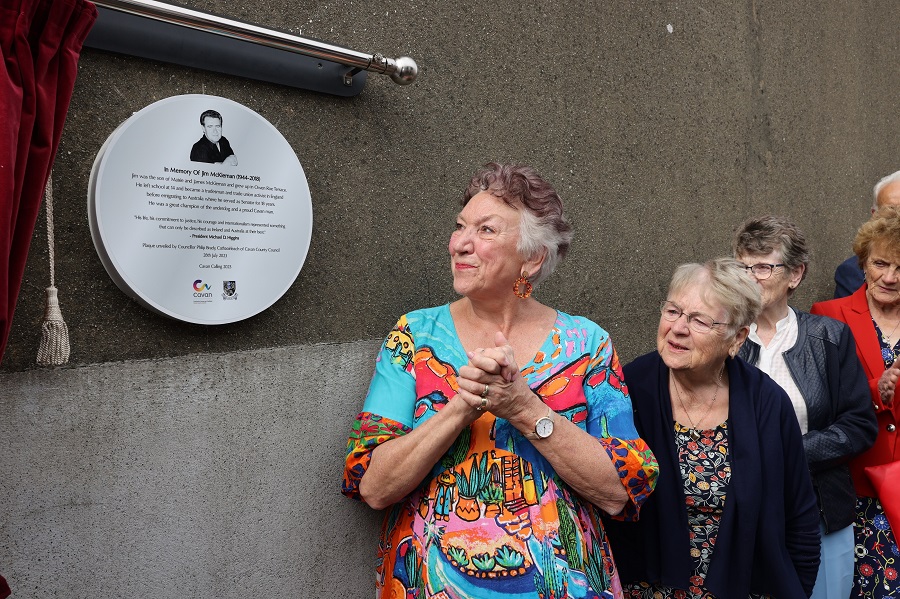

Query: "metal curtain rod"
<box><xmin>90</xmin><ymin>0</ymin><xmax>419</xmax><ymax>86</ymax></box>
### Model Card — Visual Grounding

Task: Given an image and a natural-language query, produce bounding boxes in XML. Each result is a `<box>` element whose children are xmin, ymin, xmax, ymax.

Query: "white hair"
<box><xmin>669</xmin><ymin>258</ymin><xmax>762</xmax><ymax>334</ymax></box>
<box><xmin>517</xmin><ymin>207</ymin><xmax>572</xmax><ymax>286</ymax></box>
<box><xmin>873</xmin><ymin>169</ymin><xmax>900</xmax><ymax>210</ymax></box>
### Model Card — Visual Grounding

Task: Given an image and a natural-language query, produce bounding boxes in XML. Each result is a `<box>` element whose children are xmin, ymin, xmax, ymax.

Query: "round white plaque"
<box><xmin>88</xmin><ymin>94</ymin><xmax>312</xmax><ymax>324</ymax></box>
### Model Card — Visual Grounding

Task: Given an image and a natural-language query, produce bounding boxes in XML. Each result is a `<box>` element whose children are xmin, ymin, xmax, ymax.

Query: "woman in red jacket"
<box><xmin>811</xmin><ymin>206</ymin><xmax>900</xmax><ymax>598</ymax></box>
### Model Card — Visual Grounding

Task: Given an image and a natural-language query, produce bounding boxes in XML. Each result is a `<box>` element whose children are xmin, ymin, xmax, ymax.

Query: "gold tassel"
<box><xmin>37</xmin><ymin>285</ymin><xmax>70</xmax><ymax>366</ymax></box>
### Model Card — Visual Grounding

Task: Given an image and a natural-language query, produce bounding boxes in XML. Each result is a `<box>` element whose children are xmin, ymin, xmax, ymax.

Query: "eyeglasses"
<box><xmin>660</xmin><ymin>301</ymin><xmax>729</xmax><ymax>334</ymax></box>
<box><xmin>740</xmin><ymin>263</ymin><xmax>785</xmax><ymax>280</ymax></box>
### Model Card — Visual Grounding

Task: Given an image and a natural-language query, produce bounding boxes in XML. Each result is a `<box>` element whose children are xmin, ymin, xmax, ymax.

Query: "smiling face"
<box><xmin>201</xmin><ymin>116</ymin><xmax>222</xmax><ymax>144</ymax></box>
<box><xmin>737</xmin><ymin>250</ymin><xmax>803</xmax><ymax>311</ymax></box>
<box><xmin>657</xmin><ymin>279</ymin><xmax>740</xmax><ymax>375</ymax></box>
<box><xmin>449</xmin><ymin>191</ymin><xmax>539</xmax><ymax>300</ymax></box>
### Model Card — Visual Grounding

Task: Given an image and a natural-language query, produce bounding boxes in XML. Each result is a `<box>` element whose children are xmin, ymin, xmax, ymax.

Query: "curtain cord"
<box><xmin>36</xmin><ymin>172</ymin><xmax>71</xmax><ymax>366</ymax></box>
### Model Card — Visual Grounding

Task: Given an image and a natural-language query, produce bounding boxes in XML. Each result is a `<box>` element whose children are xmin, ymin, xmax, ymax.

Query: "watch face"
<box><xmin>535</xmin><ymin>417</ymin><xmax>554</xmax><ymax>438</ymax></box>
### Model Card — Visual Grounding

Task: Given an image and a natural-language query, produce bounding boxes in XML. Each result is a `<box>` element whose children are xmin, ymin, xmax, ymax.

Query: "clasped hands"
<box><xmin>456</xmin><ymin>332</ymin><xmax>538</xmax><ymax>422</ymax></box>
<box><xmin>877</xmin><ymin>359</ymin><xmax>900</xmax><ymax>407</ymax></box>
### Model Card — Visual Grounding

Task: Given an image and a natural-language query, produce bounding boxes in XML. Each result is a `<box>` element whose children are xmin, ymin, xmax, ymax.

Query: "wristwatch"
<box><xmin>523</xmin><ymin>407</ymin><xmax>554</xmax><ymax>440</ymax></box>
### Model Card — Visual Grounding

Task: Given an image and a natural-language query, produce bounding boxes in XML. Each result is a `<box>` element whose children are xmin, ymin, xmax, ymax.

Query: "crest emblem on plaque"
<box><xmin>223</xmin><ymin>281</ymin><xmax>237</xmax><ymax>297</ymax></box>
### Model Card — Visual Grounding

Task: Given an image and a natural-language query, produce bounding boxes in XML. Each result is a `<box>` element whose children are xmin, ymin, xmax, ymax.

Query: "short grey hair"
<box><xmin>873</xmin><ymin>169</ymin><xmax>900</xmax><ymax>210</ymax></box>
<box><xmin>668</xmin><ymin>257</ymin><xmax>762</xmax><ymax>333</ymax></box>
<box><xmin>732</xmin><ymin>215</ymin><xmax>809</xmax><ymax>295</ymax></box>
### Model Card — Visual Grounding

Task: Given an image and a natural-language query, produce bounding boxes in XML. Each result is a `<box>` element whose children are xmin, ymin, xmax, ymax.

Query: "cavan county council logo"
<box><xmin>192</xmin><ymin>279</ymin><xmax>213</xmax><ymax>303</ymax></box>
<box><xmin>222</xmin><ymin>281</ymin><xmax>238</xmax><ymax>300</ymax></box>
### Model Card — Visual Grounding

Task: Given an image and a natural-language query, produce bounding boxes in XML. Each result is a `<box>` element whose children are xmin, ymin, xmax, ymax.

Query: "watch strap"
<box><xmin>523</xmin><ymin>407</ymin><xmax>554</xmax><ymax>440</ymax></box>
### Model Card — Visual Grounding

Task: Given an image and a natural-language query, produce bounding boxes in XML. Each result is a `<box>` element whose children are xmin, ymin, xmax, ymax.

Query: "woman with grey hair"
<box><xmin>734</xmin><ymin>215</ymin><xmax>876</xmax><ymax>599</ymax></box>
<box><xmin>606</xmin><ymin>258</ymin><xmax>821</xmax><ymax>598</ymax></box>
<box><xmin>342</xmin><ymin>162</ymin><xmax>658</xmax><ymax>598</ymax></box>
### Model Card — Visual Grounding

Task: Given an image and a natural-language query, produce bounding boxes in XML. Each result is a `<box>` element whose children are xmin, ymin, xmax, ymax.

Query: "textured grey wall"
<box><xmin>2</xmin><ymin>0</ymin><xmax>899</xmax><ymax>596</ymax></box>
<box><xmin>4</xmin><ymin>0</ymin><xmax>899</xmax><ymax>371</ymax></box>
<box><xmin>0</xmin><ymin>341</ymin><xmax>381</xmax><ymax>597</ymax></box>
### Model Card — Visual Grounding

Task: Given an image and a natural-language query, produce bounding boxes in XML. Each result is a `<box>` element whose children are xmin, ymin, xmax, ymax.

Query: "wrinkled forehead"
<box><xmin>668</xmin><ymin>274</ymin><xmax>729</xmax><ymax>319</ymax></box>
<box><xmin>458</xmin><ymin>190</ymin><xmax>521</xmax><ymax>219</ymax></box>
<box><xmin>463</xmin><ymin>187</ymin><xmax>521</xmax><ymax>211</ymax></box>
<box><xmin>737</xmin><ymin>249</ymin><xmax>782</xmax><ymax>263</ymax></box>
<box><xmin>869</xmin><ymin>238</ymin><xmax>900</xmax><ymax>264</ymax></box>
<box><xmin>876</xmin><ymin>179</ymin><xmax>900</xmax><ymax>208</ymax></box>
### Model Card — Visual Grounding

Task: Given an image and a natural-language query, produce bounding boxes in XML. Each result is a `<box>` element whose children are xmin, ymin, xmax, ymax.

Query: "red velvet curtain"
<box><xmin>0</xmin><ymin>0</ymin><xmax>96</xmax><ymax>368</ymax></box>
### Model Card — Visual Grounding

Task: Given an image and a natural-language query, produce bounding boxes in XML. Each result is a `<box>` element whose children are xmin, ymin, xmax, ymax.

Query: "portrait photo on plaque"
<box><xmin>88</xmin><ymin>94</ymin><xmax>313</xmax><ymax>325</ymax></box>
<box><xmin>190</xmin><ymin>109</ymin><xmax>238</xmax><ymax>165</ymax></box>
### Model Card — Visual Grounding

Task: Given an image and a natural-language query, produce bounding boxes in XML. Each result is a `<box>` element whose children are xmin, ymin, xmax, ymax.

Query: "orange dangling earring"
<box><xmin>513</xmin><ymin>272</ymin><xmax>533</xmax><ymax>299</ymax></box>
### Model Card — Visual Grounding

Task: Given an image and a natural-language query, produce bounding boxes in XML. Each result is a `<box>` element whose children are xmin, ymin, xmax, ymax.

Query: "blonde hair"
<box><xmin>853</xmin><ymin>205</ymin><xmax>900</xmax><ymax>268</ymax></box>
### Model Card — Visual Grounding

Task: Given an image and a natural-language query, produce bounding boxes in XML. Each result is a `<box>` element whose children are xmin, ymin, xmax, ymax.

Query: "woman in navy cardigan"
<box><xmin>606</xmin><ymin>258</ymin><xmax>820</xmax><ymax>598</ymax></box>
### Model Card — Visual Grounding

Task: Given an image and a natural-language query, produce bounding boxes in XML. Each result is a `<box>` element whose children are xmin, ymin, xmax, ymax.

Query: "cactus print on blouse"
<box><xmin>342</xmin><ymin>305</ymin><xmax>658</xmax><ymax>599</ymax></box>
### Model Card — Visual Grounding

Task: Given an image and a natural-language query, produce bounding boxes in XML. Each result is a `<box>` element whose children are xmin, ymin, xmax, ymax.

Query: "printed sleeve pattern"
<box><xmin>583</xmin><ymin>336</ymin><xmax>658</xmax><ymax>520</ymax></box>
<box><xmin>341</xmin><ymin>315</ymin><xmax>417</xmax><ymax>501</ymax></box>
<box><xmin>340</xmin><ymin>307</ymin><xmax>659</xmax><ymax>598</ymax></box>
<box><xmin>342</xmin><ymin>412</ymin><xmax>412</xmax><ymax>500</ymax></box>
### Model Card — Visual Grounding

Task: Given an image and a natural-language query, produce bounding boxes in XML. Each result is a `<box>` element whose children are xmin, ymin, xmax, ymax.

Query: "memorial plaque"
<box><xmin>88</xmin><ymin>94</ymin><xmax>312</xmax><ymax>324</ymax></box>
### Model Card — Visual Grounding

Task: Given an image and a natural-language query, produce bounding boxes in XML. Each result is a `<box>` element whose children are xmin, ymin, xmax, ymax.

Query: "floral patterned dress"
<box><xmin>852</xmin><ymin>321</ymin><xmax>900</xmax><ymax>598</ymax></box>
<box><xmin>342</xmin><ymin>306</ymin><xmax>659</xmax><ymax>599</ymax></box>
<box><xmin>624</xmin><ymin>422</ymin><xmax>769</xmax><ymax>599</ymax></box>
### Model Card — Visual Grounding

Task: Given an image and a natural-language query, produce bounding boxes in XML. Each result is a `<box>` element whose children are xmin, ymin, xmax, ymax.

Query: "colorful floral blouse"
<box><xmin>342</xmin><ymin>306</ymin><xmax>658</xmax><ymax>599</ymax></box>
<box><xmin>624</xmin><ymin>423</ymin><xmax>769</xmax><ymax>599</ymax></box>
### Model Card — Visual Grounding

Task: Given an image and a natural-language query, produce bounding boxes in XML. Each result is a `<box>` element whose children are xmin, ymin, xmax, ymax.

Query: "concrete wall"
<box><xmin>1</xmin><ymin>341</ymin><xmax>382</xmax><ymax>596</ymax></box>
<box><xmin>2</xmin><ymin>0</ymin><xmax>899</xmax><ymax>596</ymax></box>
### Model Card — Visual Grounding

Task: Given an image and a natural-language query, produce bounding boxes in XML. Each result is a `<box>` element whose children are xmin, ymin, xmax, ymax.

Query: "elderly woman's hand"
<box><xmin>877</xmin><ymin>360</ymin><xmax>900</xmax><ymax>406</ymax></box>
<box><xmin>456</xmin><ymin>332</ymin><xmax>543</xmax><ymax>421</ymax></box>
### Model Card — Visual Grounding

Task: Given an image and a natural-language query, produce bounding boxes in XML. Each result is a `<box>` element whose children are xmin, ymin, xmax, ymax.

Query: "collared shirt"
<box><xmin>749</xmin><ymin>309</ymin><xmax>808</xmax><ymax>434</ymax></box>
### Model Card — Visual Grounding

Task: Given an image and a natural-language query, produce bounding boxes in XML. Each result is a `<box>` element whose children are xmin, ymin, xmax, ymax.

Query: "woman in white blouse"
<box><xmin>734</xmin><ymin>215</ymin><xmax>877</xmax><ymax>599</ymax></box>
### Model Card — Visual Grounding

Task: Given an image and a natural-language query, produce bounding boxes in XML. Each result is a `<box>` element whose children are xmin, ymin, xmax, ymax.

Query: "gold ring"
<box><xmin>481</xmin><ymin>384</ymin><xmax>490</xmax><ymax>398</ymax></box>
<box><xmin>480</xmin><ymin>396</ymin><xmax>488</xmax><ymax>410</ymax></box>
